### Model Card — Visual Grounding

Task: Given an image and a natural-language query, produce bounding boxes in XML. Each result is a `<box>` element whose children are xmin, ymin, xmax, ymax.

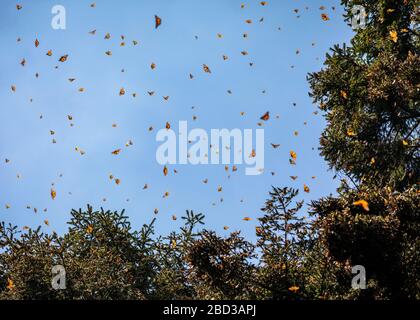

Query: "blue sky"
<box><xmin>0</xmin><ymin>0</ymin><xmax>353</xmax><ymax>240</ymax></box>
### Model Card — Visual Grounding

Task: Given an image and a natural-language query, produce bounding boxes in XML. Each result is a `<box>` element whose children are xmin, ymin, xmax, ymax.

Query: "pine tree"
<box><xmin>308</xmin><ymin>0</ymin><xmax>419</xmax><ymax>299</ymax></box>
<box><xmin>308</xmin><ymin>0</ymin><xmax>419</xmax><ymax>189</ymax></box>
<box><xmin>256</xmin><ymin>187</ymin><xmax>309</xmax><ymax>299</ymax></box>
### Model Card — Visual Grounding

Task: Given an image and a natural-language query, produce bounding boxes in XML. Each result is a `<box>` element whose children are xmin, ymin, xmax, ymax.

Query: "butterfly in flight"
<box><xmin>155</xmin><ymin>15</ymin><xmax>162</xmax><ymax>29</ymax></box>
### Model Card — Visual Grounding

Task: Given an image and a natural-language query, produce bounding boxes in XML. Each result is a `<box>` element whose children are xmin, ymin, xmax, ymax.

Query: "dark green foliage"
<box><xmin>308</xmin><ymin>0</ymin><xmax>419</xmax><ymax>190</ymax></box>
<box><xmin>0</xmin><ymin>189</ymin><xmax>319</xmax><ymax>300</ymax></box>
<box><xmin>0</xmin><ymin>223</ymin><xmax>63</xmax><ymax>300</ymax></box>
<box><xmin>255</xmin><ymin>187</ymin><xmax>309</xmax><ymax>299</ymax></box>
<box><xmin>307</xmin><ymin>0</ymin><xmax>420</xmax><ymax>299</ymax></box>
<box><xmin>187</xmin><ymin>230</ymin><xmax>257</xmax><ymax>299</ymax></box>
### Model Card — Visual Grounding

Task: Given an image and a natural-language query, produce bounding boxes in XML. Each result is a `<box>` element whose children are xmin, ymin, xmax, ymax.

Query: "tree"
<box><xmin>186</xmin><ymin>230</ymin><xmax>257</xmax><ymax>299</ymax></box>
<box><xmin>0</xmin><ymin>206</ymin><xmax>156</xmax><ymax>300</ymax></box>
<box><xmin>0</xmin><ymin>223</ymin><xmax>63</xmax><ymax>300</ymax></box>
<box><xmin>308</xmin><ymin>0</ymin><xmax>419</xmax><ymax>299</ymax></box>
<box><xmin>151</xmin><ymin>210</ymin><xmax>205</xmax><ymax>299</ymax></box>
<box><xmin>255</xmin><ymin>187</ymin><xmax>308</xmax><ymax>299</ymax></box>
<box><xmin>308</xmin><ymin>0</ymin><xmax>419</xmax><ymax>190</ymax></box>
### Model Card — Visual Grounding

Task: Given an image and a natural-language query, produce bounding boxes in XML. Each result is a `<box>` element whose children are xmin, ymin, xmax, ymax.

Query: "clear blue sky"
<box><xmin>0</xmin><ymin>0</ymin><xmax>353</xmax><ymax>240</ymax></box>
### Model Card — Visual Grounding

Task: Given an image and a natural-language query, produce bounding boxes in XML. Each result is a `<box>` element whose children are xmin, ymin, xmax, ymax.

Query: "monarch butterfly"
<box><xmin>288</xmin><ymin>286</ymin><xmax>299</xmax><ymax>293</ymax></box>
<box><xmin>59</xmin><ymin>54</ymin><xmax>68</xmax><ymax>62</ymax></box>
<box><xmin>203</xmin><ymin>64</ymin><xmax>211</xmax><ymax>73</ymax></box>
<box><xmin>389</xmin><ymin>30</ymin><xmax>398</xmax><ymax>43</ymax></box>
<box><xmin>51</xmin><ymin>188</ymin><xmax>57</xmax><ymax>200</ymax></box>
<box><xmin>321</xmin><ymin>13</ymin><xmax>330</xmax><ymax>21</ymax></box>
<box><xmin>353</xmin><ymin>200</ymin><xmax>370</xmax><ymax>211</ymax></box>
<box><xmin>111</xmin><ymin>149</ymin><xmax>121</xmax><ymax>155</ymax></box>
<box><xmin>155</xmin><ymin>15</ymin><xmax>162</xmax><ymax>29</ymax></box>
<box><xmin>6</xmin><ymin>278</ymin><xmax>14</xmax><ymax>290</ymax></box>
<box><xmin>260</xmin><ymin>111</ymin><xmax>270</xmax><ymax>121</ymax></box>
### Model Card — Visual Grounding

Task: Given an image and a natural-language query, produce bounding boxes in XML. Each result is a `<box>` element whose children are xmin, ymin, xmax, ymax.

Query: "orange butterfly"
<box><xmin>51</xmin><ymin>188</ymin><xmax>57</xmax><ymax>200</ymax></box>
<box><xmin>111</xmin><ymin>149</ymin><xmax>121</xmax><ymax>155</ymax></box>
<box><xmin>353</xmin><ymin>200</ymin><xmax>370</xmax><ymax>211</ymax></box>
<box><xmin>59</xmin><ymin>55</ymin><xmax>68</xmax><ymax>62</ymax></box>
<box><xmin>321</xmin><ymin>13</ymin><xmax>330</xmax><ymax>21</ymax></box>
<box><xmin>203</xmin><ymin>64</ymin><xmax>211</xmax><ymax>73</ymax></box>
<box><xmin>155</xmin><ymin>15</ymin><xmax>162</xmax><ymax>29</ymax></box>
<box><xmin>260</xmin><ymin>111</ymin><xmax>270</xmax><ymax>121</ymax></box>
